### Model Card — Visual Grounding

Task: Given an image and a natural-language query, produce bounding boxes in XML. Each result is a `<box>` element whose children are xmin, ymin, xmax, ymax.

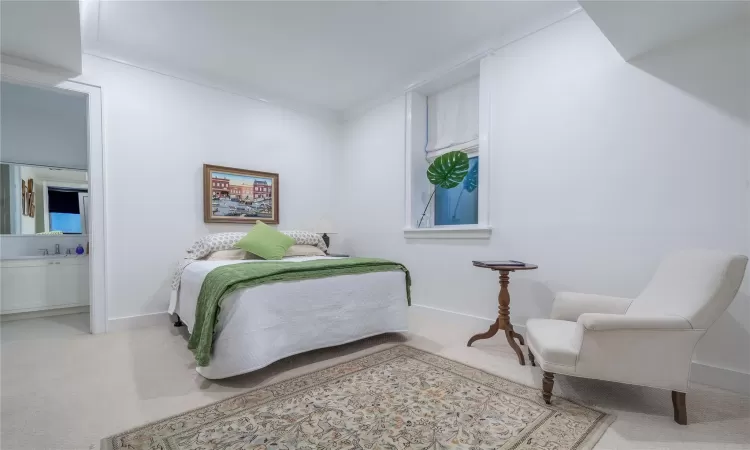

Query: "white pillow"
<box><xmin>282</xmin><ymin>231</ymin><xmax>328</xmax><ymax>252</ymax></box>
<box><xmin>204</xmin><ymin>249</ymin><xmax>250</xmax><ymax>261</ymax></box>
<box><xmin>173</xmin><ymin>230</ymin><xmax>327</xmax><ymax>291</ymax></box>
<box><xmin>284</xmin><ymin>245</ymin><xmax>326</xmax><ymax>257</ymax></box>
<box><xmin>185</xmin><ymin>230</ymin><xmax>328</xmax><ymax>260</ymax></box>
<box><xmin>187</xmin><ymin>232</ymin><xmax>247</xmax><ymax>260</ymax></box>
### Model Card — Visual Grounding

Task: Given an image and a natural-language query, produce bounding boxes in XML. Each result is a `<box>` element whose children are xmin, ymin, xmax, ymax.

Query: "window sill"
<box><xmin>403</xmin><ymin>225</ymin><xmax>492</xmax><ymax>239</ymax></box>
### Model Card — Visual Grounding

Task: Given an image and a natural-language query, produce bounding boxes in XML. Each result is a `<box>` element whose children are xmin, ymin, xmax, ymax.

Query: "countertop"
<box><xmin>1</xmin><ymin>254</ymin><xmax>89</xmax><ymax>261</ymax></box>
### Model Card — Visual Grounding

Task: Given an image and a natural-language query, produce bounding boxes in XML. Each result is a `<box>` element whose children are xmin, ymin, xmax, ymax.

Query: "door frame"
<box><xmin>0</xmin><ymin>75</ymin><xmax>108</xmax><ymax>334</ymax></box>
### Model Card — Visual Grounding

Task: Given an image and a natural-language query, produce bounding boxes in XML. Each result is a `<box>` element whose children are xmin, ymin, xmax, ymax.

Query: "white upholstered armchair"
<box><xmin>526</xmin><ymin>250</ymin><xmax>747</xmax><ymax>424</ymax></box>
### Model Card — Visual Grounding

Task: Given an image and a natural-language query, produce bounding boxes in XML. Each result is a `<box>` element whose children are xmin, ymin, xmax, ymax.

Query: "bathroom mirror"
<box><xmin>0</xmin><ymin>163</ymin><xmax>89</xmax><ymax>235</ymax></box>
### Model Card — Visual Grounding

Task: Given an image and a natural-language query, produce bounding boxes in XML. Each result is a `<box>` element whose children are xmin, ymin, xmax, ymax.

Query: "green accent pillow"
<box><xmin>234</xmin><ymin>221</ymin><xmax>295</xmax><ymax>260</ymax></box>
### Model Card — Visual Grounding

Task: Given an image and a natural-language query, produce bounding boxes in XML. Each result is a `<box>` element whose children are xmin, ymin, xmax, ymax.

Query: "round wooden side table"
<box><xmin>467</xmin><ymin>261</ymin><xmax>538</xmax><ymax>365</ymax></box>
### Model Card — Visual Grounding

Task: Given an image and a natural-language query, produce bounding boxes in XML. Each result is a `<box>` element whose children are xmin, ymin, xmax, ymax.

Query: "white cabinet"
<box><xmin>1</xmin><ymin>263</ymin><xmax>47</xmax><ymax>312</ymax></box>
<box><xmin>0</xmin><ymin>257</ymin><xmax>89</xmax><ymax>314</ymax></box>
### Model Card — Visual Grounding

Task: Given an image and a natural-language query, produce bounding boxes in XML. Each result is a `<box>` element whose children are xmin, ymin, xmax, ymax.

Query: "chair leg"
<box><xmin>542</xmin><ymin>371</ymin><xmax>554</xmax><ymax>404</ymax></box>
<box><xmin>528</xmin><ymin>349</ymin><xmax>536</xmax><ymax>366</ymax></box>
<box><xmin>672</xmin><ymin>391</ymin><xmax>687</xmax><ymax>425</ymax></box>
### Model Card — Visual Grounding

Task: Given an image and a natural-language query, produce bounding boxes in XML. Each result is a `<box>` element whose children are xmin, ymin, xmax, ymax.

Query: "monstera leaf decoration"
<box><xmin>463</xmin><ymin>159</ymin><xmax>478</xmax><ymax>193</ymax></box>
<box><xmin>427</xmin><ymin>151</ymin><xmax>470</xmax><ymax>189</ymax></box>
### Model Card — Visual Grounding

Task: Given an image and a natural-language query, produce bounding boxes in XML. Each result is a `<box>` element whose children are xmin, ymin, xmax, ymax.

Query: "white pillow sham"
<box><xmin>284</xmin><ymin>245</ymin><xmax>326</xmax><ymax>257</ymax></box>
<box><xmin>173</xmin><ymin>230</ymin><xmax>329</xmax><ymax>291</ymax></box>
<box><xmin>185</xmin><ymin>230</ymin><xmax>327</xmax><ymax>260</ymax></box>
<box><xmin>203</xmin><ymin>249</ymin><xmax>251</xmax><ymax>261</ymax></box>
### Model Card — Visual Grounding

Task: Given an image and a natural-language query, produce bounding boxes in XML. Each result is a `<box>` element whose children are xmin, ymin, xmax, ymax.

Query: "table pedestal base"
<box><xmin>466</xmin><ymin>269</ymin><xmax>527</xmax><ymax>365</ymax></box>
<box><xmin>467</xmin><ymin>319</ymin><xmax>526</xmax><ymax>365</ymax></box>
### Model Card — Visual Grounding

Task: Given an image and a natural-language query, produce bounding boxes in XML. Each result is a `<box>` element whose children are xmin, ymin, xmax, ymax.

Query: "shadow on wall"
<box><xmin>510</xmin><ymin>278</ymin><xmax>556</xmax><ymax>324</ymax></box>
<box><xmin>694</xmin><ymin>291</ymin><xmax>750</xmax><ymax>374</ymax></box>
<box><xmin>628</xmin><ymin>17</ymin><xmax>750</xmax><ymax>381</ymax></box>
<box><xmin>628</xmin><ymin>16</ymin><xmax>750</xmax><ymax>125</ymax></box>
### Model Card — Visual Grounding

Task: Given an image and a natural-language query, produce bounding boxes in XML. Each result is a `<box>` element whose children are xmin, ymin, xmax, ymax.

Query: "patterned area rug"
<box><xmin>102</xmin><ymin>346</ymin><xmax>613</xmax><ymax>450</ymax></box>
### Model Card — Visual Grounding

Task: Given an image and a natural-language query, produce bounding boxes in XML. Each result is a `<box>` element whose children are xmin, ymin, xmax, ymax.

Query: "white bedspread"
<box><xmin>175</xmin><ymin>257</ymin><xmax>409</xmax><ymax>379</ymax></box>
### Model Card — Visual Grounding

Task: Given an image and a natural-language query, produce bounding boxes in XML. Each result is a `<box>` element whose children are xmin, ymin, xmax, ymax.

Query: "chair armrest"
<box><xmin>550</xmin><ymin>292</ymin><xmax>633</xmax><ymax>321</ymax></box>
<box><xmin>570</xmin><ymin>314</ymin><xmax>703</xmax><ymax>392</ymax></box>
<box><xmin>578</xmin><ymin>313</ymin><xmax>693</xmax><ymax>331</ymax></box>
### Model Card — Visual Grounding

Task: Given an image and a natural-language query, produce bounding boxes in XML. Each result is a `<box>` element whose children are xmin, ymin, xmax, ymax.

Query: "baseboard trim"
<box><xmin>690</xmin><ymin>361</ymin><xmax>750</xmax><ymax>395</ymax></box>
<box><xmin>1</xmin><ymin>305</ymin><xmax>89</xmax><ymax>322</ymax></box>
<box><xmin>411</xmin><ymin>303</ymin><xmax>496</xmax><ymax>323</ymax></box>
<box><xmin>107</xmin><ymin>312</ymin><xmax>171</xmax><ymax>333</ymax></box>
<box><xmin>410</xmin><ymin>303</ymin><xmax>527</xmax><ymax>333</ymax></box>
<box><xmin>410</xmin><ymin>304</ymin><xmax>748</xmax><ymax>394</ymax></box>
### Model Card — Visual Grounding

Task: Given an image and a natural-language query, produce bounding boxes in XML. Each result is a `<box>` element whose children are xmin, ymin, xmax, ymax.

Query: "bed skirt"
<box><xmin>177</xmin><ymin>270</ymin><xmax>409</xmax><ymax>379</ymax></box>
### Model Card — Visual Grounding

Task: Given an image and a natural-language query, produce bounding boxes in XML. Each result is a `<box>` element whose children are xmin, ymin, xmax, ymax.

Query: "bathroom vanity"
<box><xmin>0</xmin><ymin>255</ymin><xmax>89</xmax><ymax>314</ymax></box>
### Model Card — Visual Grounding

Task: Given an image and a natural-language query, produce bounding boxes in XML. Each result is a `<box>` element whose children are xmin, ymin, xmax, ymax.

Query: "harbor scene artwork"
<box><xmin>203</xmin><ymin>164</ymin><xmax>279</xmax><ymax>224</ymax></box>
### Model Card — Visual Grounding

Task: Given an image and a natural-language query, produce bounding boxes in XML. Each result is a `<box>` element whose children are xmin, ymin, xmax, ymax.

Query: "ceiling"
<box><xmin>1</xmin><ymin>0</ymin><xmax>82</xmax><ymax>75</ymax></box>
<box><xmin>81</xmin><ymin>1</ymin><xmax>578</xmax><ymax>117</ymax></box>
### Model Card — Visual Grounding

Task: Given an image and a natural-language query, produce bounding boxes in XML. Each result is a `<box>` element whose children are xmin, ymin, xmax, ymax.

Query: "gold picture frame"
<box><xmin>203</xmin><ymin>164</ymin><xmax>279</xmax><ymax>225</ymax></box>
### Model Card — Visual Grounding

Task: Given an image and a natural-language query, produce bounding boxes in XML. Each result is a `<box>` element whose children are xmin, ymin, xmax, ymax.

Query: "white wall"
<box><xmin>338</xmin><ymin>12</ymin><xmax>750</xmax><ymax>380</ymax></box>
<box><xmin>0</xmin><ymin>81</ymin><xmax>88</xmax><ymax>170</ymax></box>
<box><xmin>74</xmin><ymin>55</ymin><xmax>340</xmax><ymax>320</ymax></box>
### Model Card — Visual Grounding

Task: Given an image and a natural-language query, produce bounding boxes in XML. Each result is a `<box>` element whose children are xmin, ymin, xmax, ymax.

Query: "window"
<box><xmin>404</xmin><ymin>69</ymin><xmax>490</xmax><ymax>239</ymax></box>
<box><xmin>50</xmin><ymin>212</ymin><xmax>82</xmax><ymax>233</ymax></box>
<box><xmin>434</xmin><ymin>156</ymin><xmax>478</xmax><ymax>225</ymax></box>
<box><xmin>47</xmin><ymin>188</ymin><xmax>87</xmax><ymax>234</ymax></box>
<box><xmin>425</xmin><ymin>77</ymin><xmax>479</xmax><ymax>227</ymax></box>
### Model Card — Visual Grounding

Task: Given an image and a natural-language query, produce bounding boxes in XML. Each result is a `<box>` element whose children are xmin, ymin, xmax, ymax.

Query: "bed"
<box><xmin>171</xmin><ymin>255</ymin><xmax>409</xmax><ymax>379</ymax></box>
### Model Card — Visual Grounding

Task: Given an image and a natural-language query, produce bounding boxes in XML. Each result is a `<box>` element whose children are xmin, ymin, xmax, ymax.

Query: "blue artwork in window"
<box><xmin>50</xmin><ymin>213</ymin><xmax>82</xmax><ymax>234</ymax></box>
<box><xmin>435</xmin><ymin>156</ymin><xmax>478</xmax><ymax>226</ymax></box>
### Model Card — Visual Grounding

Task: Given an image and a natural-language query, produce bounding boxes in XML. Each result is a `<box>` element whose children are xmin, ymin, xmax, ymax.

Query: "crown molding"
<box><xmin>80</xmin><ymin>50</ymin><xmax>341</xmax><ymax>124</ymax></box>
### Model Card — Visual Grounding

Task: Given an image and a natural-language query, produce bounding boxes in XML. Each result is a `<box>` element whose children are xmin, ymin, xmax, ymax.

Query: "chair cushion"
<box><xmin>526</xmin><ymin>319</ymin><xmax>579</xmax><ymax>368</ymax></box>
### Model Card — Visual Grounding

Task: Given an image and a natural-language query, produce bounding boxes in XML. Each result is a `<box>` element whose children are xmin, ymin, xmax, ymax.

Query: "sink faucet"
<box><xmin>55</xmin><ymin>244</ymin><xmax>60</xmax><ymax>255</ymax></box>
<box><xmin>38</xmin><ymin>249</ymin><xmax>49</xmax><ymax>256</ymax></box>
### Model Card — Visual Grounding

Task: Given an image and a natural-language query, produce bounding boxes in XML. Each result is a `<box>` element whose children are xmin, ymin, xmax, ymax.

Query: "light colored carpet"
<box><xmin>1</xmin><ymin>310</ymin><xmax>749</xmax><ymax>450</ymax></box>
<box><xmin>102</xmin><ymin>345</ymin><xmax>613</xmax><ymax>450</ymax></box>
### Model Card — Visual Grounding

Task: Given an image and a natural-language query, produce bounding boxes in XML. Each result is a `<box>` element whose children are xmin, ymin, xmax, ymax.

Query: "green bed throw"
<box><xmin>187</xmin><ymin>257</ymin><xmax>411</xmax><ymax>366</ymax></box>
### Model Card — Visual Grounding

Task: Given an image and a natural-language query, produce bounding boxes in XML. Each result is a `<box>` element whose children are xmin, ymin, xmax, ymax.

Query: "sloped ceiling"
<box><xmin>0</xmin><ymin>0</ymin><xmax>82</xmax><ymax>76</ymax></box>
<box><xmin>581</xmin><ymin>1</ymin><xmax>749</xmax><ymax>124</ymax></box>
<box><xmin>581</xmin><ymin>0</ymin><xmax>750</xmax><ymax>61</ymax></box>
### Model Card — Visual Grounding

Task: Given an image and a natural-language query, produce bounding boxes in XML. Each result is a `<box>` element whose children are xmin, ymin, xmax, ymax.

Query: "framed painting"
<box><xmin>203</xmin><ymin>164</ymin><xmax>279</xmax><ymax>224</ymax></box>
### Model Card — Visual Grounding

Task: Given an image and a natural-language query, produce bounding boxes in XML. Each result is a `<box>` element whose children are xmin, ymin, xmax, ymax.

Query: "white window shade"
<box><xmin>426</xmin><ymin>77</ymin><xmax>479</xmax><ymax>154</ymax></box>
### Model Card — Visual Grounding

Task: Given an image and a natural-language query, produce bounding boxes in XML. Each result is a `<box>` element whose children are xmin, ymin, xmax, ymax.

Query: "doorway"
<box><xmin>0</xmin><ymin>78</ymin><xmax>106</xmax><ymax>334</ymax></box>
